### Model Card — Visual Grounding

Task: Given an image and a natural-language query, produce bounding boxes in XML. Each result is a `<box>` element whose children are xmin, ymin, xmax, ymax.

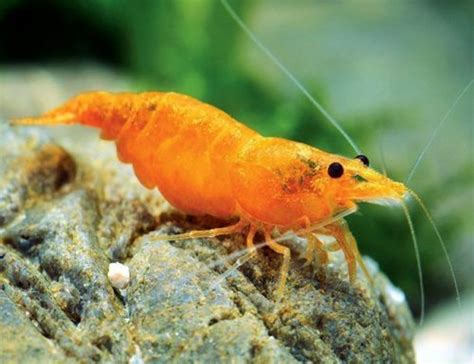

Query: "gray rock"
<box><xmin>0</xmin><ymin>123</ymin><xmax>415</xmax><ymax>363</ymax></box>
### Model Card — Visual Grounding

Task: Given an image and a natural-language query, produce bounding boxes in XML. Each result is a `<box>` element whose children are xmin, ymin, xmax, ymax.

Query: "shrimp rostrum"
<box><xmin>12</xmin><ymin>91</ymin><xmax>421</xmax><ymax>300</ymax></box>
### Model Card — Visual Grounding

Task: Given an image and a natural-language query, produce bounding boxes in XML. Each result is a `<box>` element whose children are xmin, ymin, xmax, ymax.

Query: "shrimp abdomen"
<box><xmin>12</xmin><ymin>91</ymin><xmax>260</xmax><ymax>218</ymax></box>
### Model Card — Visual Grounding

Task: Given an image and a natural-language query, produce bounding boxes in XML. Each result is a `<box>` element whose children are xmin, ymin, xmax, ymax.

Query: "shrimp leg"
<box><xmin>303</xmin><ymin>233</ymin><xmax>316</xmax><ymax>264</ymax></box>
<box><xmin>313</xmin><ymin>233</ymin><xmax>330</xmax><ymax>266</ymax></box>
<box><xmin>246</xmin><ymin>224</ymin><xmax>258</xmax><ymax>256</ymax></box>
<box><xmin>304</xmin><ymin>233</ymin><xmax>330</xmax><ymax>267</ymax></box>
<box><xmin>264</xmin><ymin>229</ymin><xmax>291</xmax><ymax>302</ymax></box>
<box><xmin>339</xmin><ymin>223</ymin><xmax>373</xmax><ymax>285</ymax></box>
<box><xmin>325</xmin><ymin>222</ymin><xmax>373</xmax><ymax>285</ymax></box>
<box><xmin>325</xmin><ymin>241</ymin><xmax>340</xmax><ymax>252</ymax></box>
<box><xmin>152</xmin><ymin>219</ymin><xmax>247</xmax><ymax>241</ymax></box>
<box><xmin>324</xmin><ymin>223</ymin><xmax>356</xmax><ymax>283</ymax></box>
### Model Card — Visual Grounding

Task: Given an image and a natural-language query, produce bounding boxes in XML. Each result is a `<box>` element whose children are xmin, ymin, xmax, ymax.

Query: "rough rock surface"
<box><xmin>0</xmin><ymin>123</ymin><xmax>415</xmax><ymax>363</ymax></box>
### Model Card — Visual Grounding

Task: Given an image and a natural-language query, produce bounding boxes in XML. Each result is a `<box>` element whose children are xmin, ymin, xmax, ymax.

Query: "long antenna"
<box><xmin>405</xmin><ymin>79</ymin><xmax>473</xmax><ymax>183</ymax></box>
<box><xmin>400</xmin><ymin>201</ymin><xmax>425</xmax><ymax>325</ymax></box>
<box><xmin>408</xmin><ymin>189</ymin><xmax>461</xmax><ymax>308</ymax></box>
<box><xmin>220</xmin><ymin>0</ymin><xmax>362</xmax><ymax>155</ymax></box>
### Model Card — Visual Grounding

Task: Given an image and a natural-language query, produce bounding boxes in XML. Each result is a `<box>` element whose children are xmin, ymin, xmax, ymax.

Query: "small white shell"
<box><xmin>108</xmin><ymin>262</ymin><xmax>130</xmax><ymax>289</ymax></box>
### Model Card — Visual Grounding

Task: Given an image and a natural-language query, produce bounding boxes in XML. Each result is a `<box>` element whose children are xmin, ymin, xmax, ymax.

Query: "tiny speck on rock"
<box><xmin>108</xmin><ymin>262</ymin><xmax>130</xmax><ymax>289</ymax></box>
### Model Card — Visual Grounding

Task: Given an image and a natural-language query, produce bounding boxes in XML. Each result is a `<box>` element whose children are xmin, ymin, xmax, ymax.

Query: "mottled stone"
<box><xmin>0</xmin><ymin>123</ymin><xmax>415</xmax><ymax>363</ymax></box>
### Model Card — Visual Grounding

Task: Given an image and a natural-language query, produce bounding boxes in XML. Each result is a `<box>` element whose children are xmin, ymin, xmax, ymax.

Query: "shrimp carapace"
<box><xmin>12</xmin><ymin>90</ymin><xmax>411</xmax><ymax>300</ymax></box>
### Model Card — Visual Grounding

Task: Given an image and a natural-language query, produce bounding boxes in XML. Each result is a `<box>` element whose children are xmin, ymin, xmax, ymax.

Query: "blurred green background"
<box><xmin>0</xmin><ymin>0</ymin><xmax>472</xmax><ymax>319</ymax></box>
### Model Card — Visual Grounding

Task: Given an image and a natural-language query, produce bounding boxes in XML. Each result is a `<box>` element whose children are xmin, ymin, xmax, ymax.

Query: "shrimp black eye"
<box><xmin>355</xmin><ymin>154</ymin><xmax>369</xmax><ymax>166</ymax></box>
<box><xmin>328</xmin><ymin>162</ymin><xmax>344</xmax><ymax>178</ymax></box>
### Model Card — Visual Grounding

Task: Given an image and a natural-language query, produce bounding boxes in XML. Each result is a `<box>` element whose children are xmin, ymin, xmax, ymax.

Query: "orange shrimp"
<box><xmin>11</xmin><ymin>90</ymin><xmax>414</xmax><ymax>300</ymax></box>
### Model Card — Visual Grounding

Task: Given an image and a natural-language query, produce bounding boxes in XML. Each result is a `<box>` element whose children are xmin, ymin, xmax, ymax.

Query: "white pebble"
<box><xmin>108</xmin><ymin>262</ymin><xmax>130</xmax><ymax>289</ymax></box>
